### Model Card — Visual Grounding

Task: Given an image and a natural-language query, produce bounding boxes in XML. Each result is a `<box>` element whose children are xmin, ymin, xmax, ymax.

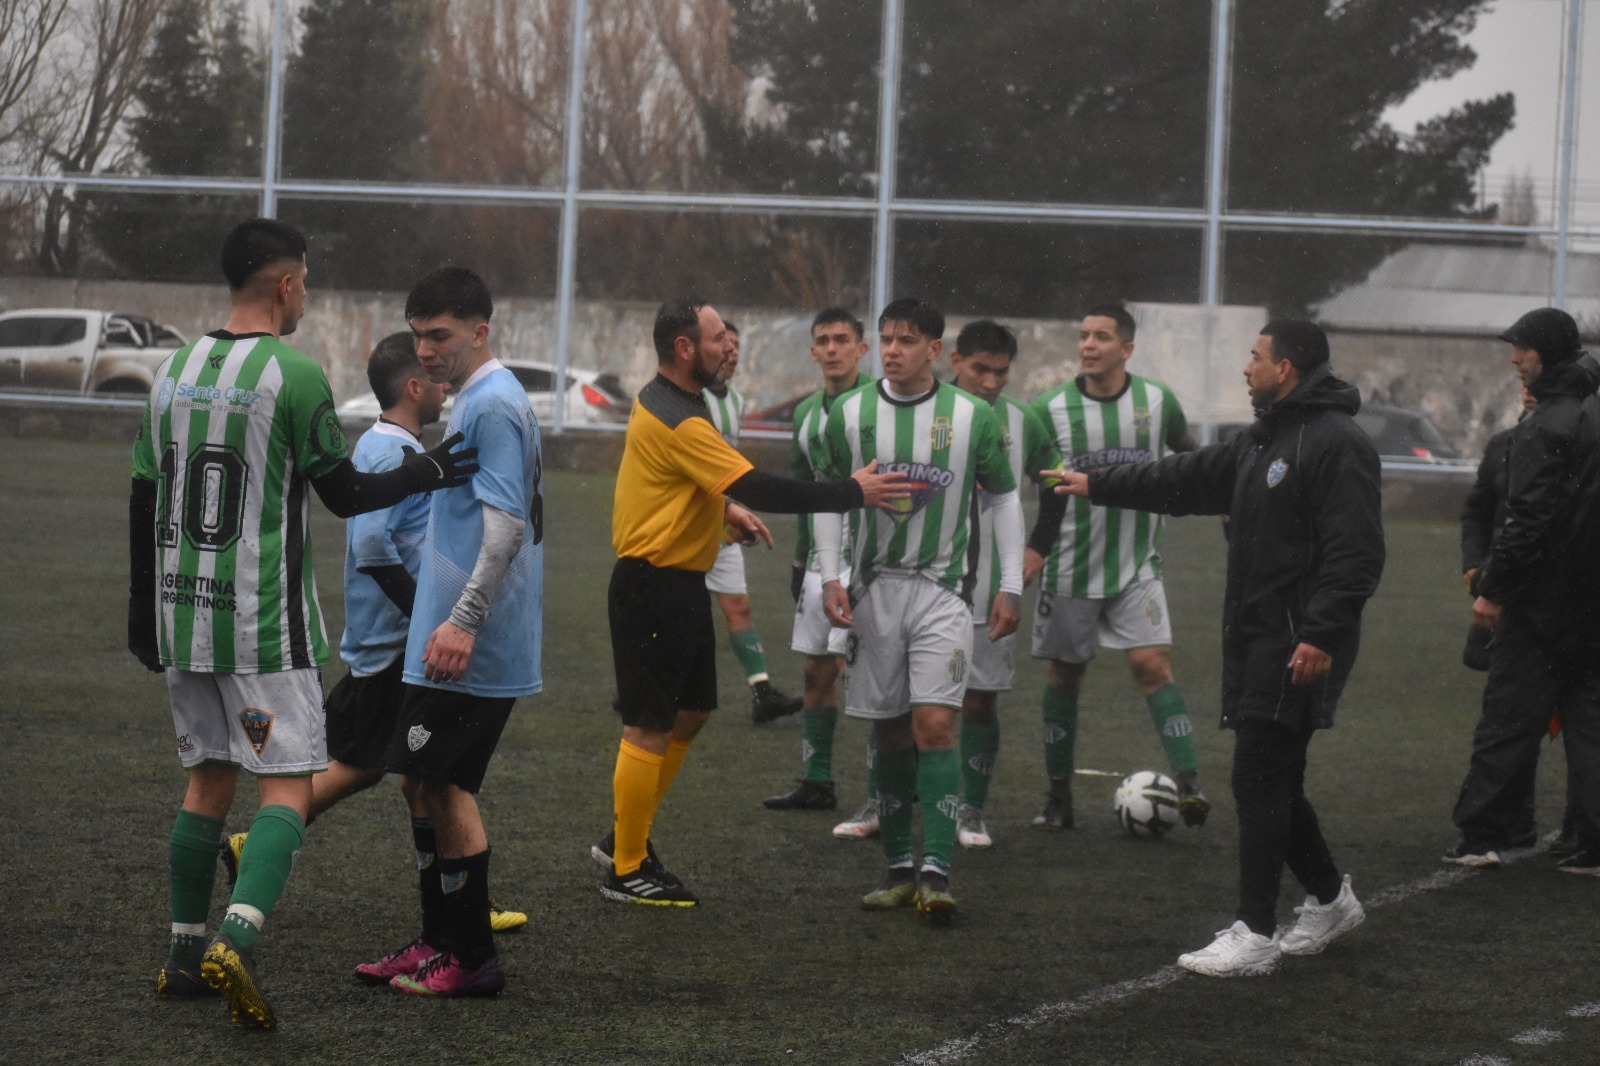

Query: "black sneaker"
<box><xmin>1548</xmin><ymin>826</ymin><xmax>1582</xmax><ymax>860</ymax></box>
<box><xmin>156</xmin><ymin>958</ymin><xmax>216</xmax><ymax>998</ymax></box>
<box><xmin>916</xmin><ymin>871</ymin><xmax>958</xmax><ymax>925</ymax></box>
<box><xmin>751</xmin><ymin>680</ymin><xmax>804</xmax><ymax>724</ymax></box>
<box><xmin>1031</xmin><ymin>780</ymin><xmax>1074</xmax><ymax>830</ymax></box>
<box><xmin>763</xmin><ymin>778</ymin><xmax>838</xmax><ymax>810</ymax></box>
<box><xmin>1441</xmin><ymin>841</ymin><xmax>1502</xmax><ymax>868</ymax></box>
<box><xmin>201</xmin><ymin>933</ymin><xmax>275</xmax><ymax>1028</ymax></box>
<box><xmin>589</xmin><ymin>831</ymin><xmax>683</xmax><ymax>888</ymax></box>
<box><xmin>1176</xmin><ymin>771</ymin><xmax>1211</xmax><ymax>828</ymax></box>
<box><xmin>1556</xmin><ymin>849</ymin><xmax>1600</xmax><ymax>876</ymax></box>
<box><xmin>601</xmin><ymin>865</ymin><xmax>699</xmax><ymax>907</ymax></box>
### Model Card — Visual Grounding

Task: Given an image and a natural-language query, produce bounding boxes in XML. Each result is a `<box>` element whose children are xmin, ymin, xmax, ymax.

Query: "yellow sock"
<box><xmin>655</xmin><ymin>738</ymin><xmax>692</xmax><ymax>805</ymax></box>
<box><xmin>613</xmin><ymin>741</ymin><xmax>663</xmax><ymax>876</ymax></box>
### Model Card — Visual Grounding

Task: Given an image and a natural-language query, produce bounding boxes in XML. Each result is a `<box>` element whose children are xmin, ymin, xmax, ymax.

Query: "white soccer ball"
<box><xmin>1112</xmin><ymin>771</ymin><xmax>1180</xmax><ymax>838</ymax></box>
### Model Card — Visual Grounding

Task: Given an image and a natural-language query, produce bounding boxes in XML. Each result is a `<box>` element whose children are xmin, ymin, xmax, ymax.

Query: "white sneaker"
<box><xmin>1177</xmin><ymin>921</ymin><xmax>1281</xmax><ymax>977</ymax></box>
<box><xmin>956</xmin><ymin>806</ymin><xmax>992</xmax><ymax>849</ymax></box>
<box><xmin>832</xmin><ymin>801</ymin><xmax>880</xmax><ymax>840</ymax></box>
<box><xmin>1279</xmin><ymin>874</ymin><xmax>1365</xmax><ymax>956</ymax></box>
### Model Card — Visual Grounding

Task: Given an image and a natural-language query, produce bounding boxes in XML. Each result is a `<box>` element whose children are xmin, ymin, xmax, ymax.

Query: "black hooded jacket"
<box><xmin>1085</xmin><ymin>364</ymin><xmax>1385</xmax><ymax>729</ymax></box>
<box><xmin>1472</xmin><ymin>353</ymin><xmax>1600</xmax><ymax>656</ymax></box>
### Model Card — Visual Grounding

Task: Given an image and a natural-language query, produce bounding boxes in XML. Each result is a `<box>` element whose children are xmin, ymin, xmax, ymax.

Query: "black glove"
<box><xmin>128</xmin><ymin>594</ymin><xmax>163</xmax><ymax>673</ymax></box>
<box><xmin>401</xmin><ymin>431</ymin><xmax>479</xmax><ymax>492</ymax></box>
<box><xmin>791</xmin><ymin>562</ymin><xmax>805</xmax><ymax>603</ymax></box>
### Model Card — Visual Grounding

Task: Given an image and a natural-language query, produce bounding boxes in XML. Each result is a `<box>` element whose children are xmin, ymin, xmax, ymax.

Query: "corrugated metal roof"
<box><xmin>1317</xmin><ymin>243</ymin><xmax>1600</xmax><ymax>334</ymax></box>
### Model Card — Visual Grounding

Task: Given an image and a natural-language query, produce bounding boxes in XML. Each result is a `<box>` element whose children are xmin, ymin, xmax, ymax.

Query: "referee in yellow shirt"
<box><xmin>592</xmin><ymin>296</ymin><xmax>908</xmax><ymax>905</ymax></box>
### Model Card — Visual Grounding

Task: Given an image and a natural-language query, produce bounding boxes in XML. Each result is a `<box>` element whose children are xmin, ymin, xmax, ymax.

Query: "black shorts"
<box><xmin>323</xmin><ymin>658</ymin><xmax>406</xmax><ymax>770</ymax></box>
<box><xmin>609</xmin><ymin>558</ymin><xmax>717</xmax><ymax>732</ymax></box>
<box><xmin>384</xmin><ymin>683</ymin><xmax>514</xmax><ymax>794</ymax></box>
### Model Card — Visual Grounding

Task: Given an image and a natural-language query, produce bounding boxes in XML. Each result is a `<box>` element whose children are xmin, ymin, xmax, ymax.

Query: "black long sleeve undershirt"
<box><xmin>1028</xmin><ymin>485</ymin><xmax>1069</xmax><ymax>556</ymax></box>
<box><xmin>310</xmin><ymin>458</ymin><xmax>422</xmax><ymax>519</ymax></box>
<box><xmin>725</xmin><ymin>469</ymin><xmax>864</xmax><ymax>514</ymax></box>
<box><xmin>360</xmin><ymin>563</ymin><xmax>416</xmax><ymax>617</ymax></box>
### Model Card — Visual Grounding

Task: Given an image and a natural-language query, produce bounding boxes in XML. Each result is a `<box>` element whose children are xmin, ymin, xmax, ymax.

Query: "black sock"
<box><xmin>438</xmin><ymin>848</ymin><xmax>494</xmax><ymax>968</ymax></box>
<box><xmin>412</xmin><ymin>818</ymin><xmax>445</xmax><ymax>949</ymax></box>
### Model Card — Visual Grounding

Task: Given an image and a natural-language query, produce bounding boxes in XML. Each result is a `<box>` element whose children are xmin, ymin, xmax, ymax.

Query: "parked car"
<box><xmin>0</xmin><ymin>308</ymin><xmax>187</xmax><ymax>395</ymax></box>
<box><xmin>1353</xmin><ymin>402</ymin><xmax>1461</xmax><ymax>461</ymax></box>
<box><xmin>740</xmin><ymin>390</ymin><xmax>812</xmax><ymax>435</ymax></box>
<box><xmin>336</xmin><ymin>359</ymin><xmax>632</xmax><ymax>427</ymax></box>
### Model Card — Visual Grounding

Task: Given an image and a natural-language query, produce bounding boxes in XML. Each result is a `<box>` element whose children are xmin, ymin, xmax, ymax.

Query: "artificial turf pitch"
<box><xmin>1</xmin><ymin>437</ymin><xmax>1595</xmax><ymax>1065</ymax></box>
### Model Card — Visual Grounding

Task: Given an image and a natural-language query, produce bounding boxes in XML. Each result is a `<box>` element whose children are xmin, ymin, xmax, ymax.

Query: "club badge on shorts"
<box><xmin>1266</xmin><ymin>457</ymin><xmax>1288</xmax><ymax>488</ymax></box>
<box><xmin>237</xmin><ymin>708</ymin><xmax>274</xmax><ymax>755</ymax></box>
<box><xmin>407</xmin><ymin>724</ymin><xmax>432</xmax><ymax>752</ymax></box>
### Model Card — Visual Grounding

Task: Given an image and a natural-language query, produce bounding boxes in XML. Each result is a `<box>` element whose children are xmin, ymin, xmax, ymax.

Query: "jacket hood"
<box><xmin>1250</xmin><ymin>363</ymin><xmax>1360</xmax><ymax>438</ymax></box>
<box><xmin>1530</xmin><ymin>351</ymin><xmax>1600</xmax><ymax>402</ymax></box>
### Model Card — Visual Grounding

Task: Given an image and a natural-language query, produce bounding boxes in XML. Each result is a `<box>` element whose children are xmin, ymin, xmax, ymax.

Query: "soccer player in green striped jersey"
<box><xmin>763</xmin><ymin>308</ymin><xmax>881</xmax><ymax>833</ymax></box>
<box><xmin>129</xmin><ymin>219</ymin><xmax>474</xmax><ymax>1027</ymax></box>
<box><xmin>1024</xmin><ymin>304</ymin><xmax>1210</xmax><ymax>832</ymax></box>
<box><xmin>815</xmin><ymin>299</ymin><xmax>1024</xmax><ymax>921</ymax></box>
<box><xmin>947</xmin><ymin>320</ymin><xmax>1064</xmax><ymax>849</ymax></box>
<box><xmin>701</xmin><ymin>321</ymin><xmax>804</xmax><ymax>724</ymax></box>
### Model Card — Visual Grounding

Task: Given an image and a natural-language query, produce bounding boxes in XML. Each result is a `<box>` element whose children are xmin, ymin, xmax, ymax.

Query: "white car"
<box><xmin>337</xmin><ymin>360</ymin><xmax>631</xmax><ymax>428</ymax></box>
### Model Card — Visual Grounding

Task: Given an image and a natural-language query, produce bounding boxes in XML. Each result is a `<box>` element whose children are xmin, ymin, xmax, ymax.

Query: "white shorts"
<box><xmin>704</xmin><ymin>541</ymin><xmax>748</xmax><ymax>596</ymax></box>
<box><xmin>1030</xmin><ymin>577</ymin><xmax>1172</xmax><ymax>664</ymax></box>
<box><xmin>844</xmin><ymin>573</ymin><xmax>972</xmax><ymax>719</ymax></box>
<box><xmin>791</xmin><ymin>567</ymin><xmax>850</xmax><ymax>657</ymax></box>
<box><xmin>167</xmin><ymin>668</ymin><xmax>328</xmax><ymax>775</ymax></box>
<box><xmin>967</xmin><ymin>623</ymin><xmax>1015</xmax><ymax>692</ymax></box>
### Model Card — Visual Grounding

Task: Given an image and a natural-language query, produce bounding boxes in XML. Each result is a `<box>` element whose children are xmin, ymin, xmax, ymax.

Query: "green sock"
<box><xmin>875</xmin><ymin>744</ymin><xmax>918</xmax><ymax>868</ymax></box>
<box><xmin>169</xmin><ymin>810</ymin><xmax>224</xmax><ymax>965</ymax></box>
<box><xmin>729</xmin><ymin>628</ymin><xmax>768</xmax><ymax>683</ymax></box>
<box><xmin>220</xmin><ymin>804</ymin><xmax>305</xmax><ymax>955</ymax></box>
<box><xmin>960</xmin><ymin>716</ymin><xmax>1001</xmax><ymax>811</ymax></box>
<box><xmin>918</xmin><ymin>747</ymin><xmax>962</xmax><ymax>876</ymax></box>
<box><xmin>801</xmin><ymin>706</ymin><xmax>837</xmax><ymax>783</ymax></box>
<box><xmin>1147</xmin><ymin>683</ymin><xmax>1198</xmax><ymax>773</ymax></box>
<box><xmin>1042</xmin><ymin>684</ymin><xmax>1079</xmax><ymax>782</ymax></box>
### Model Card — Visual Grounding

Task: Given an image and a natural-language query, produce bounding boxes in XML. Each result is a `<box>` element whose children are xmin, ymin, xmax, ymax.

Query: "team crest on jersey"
<box><xmin>999</xmin><ymin>425</ymin><xmax>1013</xmax><ymax>452</ymax></box>
<box><xmin>1266</xmin><ymin>457</ymin><xmax>1288</xmax><ymax>488</ymax></box>
<box><xmin>948</xmin><ymin>648</ymin><xmax>966</xmax><ymax>684</ymax></box>
<box><xmin>407</xmin><ymin>724</ymin><xmax>432</xmax><ymax>752</ymax></box>
<box><xmin>930</xmin><ymin>416</ymin><xmax>954</xmax><ymax>450</ymax></box>
<box><xmin>881</xmin><ymin>461</ymin><xmax>957</xmax><ymax>526</ymax></box>
<box><xmin>1133</xmin><ymin>405</ymin><xmax>1151</xmax><ymax>434</ymax></box>
<box><xmin>155</xmin><ymin>377</ymin><xmax>176</xmax><ymax>415</ymax></box>
<box><xmin>310</xmin><ymin>401</ymin><xmax>347</xmax><ymax>461</ymax></box>
<box><xmin>237</xmin><ymin>708</ymin><xmax>273</xmax><ymax>755</ymax></box>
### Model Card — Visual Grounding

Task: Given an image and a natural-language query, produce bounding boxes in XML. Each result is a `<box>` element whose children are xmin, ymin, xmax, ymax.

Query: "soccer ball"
<box><xmin>1112</xmin><ymin>771</ymin><xmax>1180</xmax><ymax>838</ymax></box>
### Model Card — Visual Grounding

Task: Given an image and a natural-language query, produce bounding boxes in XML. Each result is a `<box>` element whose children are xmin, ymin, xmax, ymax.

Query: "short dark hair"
<box><xmin>812</xmin><ymin>307</ymin><xmax>864</xmax><ymax>340</ymax></box>
<box><xmin>405</xmin><ymin>267</ymin><xmax>493</xmax><ymax>323</ymax></box>
<box><xmin>1083</xmin><ymin>303</ymin><xmax>1136</xmax><ymax>343</ymax></box>
<box><xmin>220</xmin><ymin>218</ymin><xmax>306</xmax><ymax>291</ymax></box>
<box><xmin>367</xmin><ymin>331</ymin><xmax>424</xmax><ymax>410</ymax></box>
<box><xmin>955</xmin><ymin>319</ymin><xmax>1018</xmax><ymax>360</ymax></box>
<box><xmin>654</xmin><ymin>295</ymin><xmax>710</xmax><ymax>364</ymax></box>
<box><xmin>1260</xmin><ymin>319</ymin><xmax>1330</xmax><ymax>374</ymax></box>
<box><xmin>723</xmin><ymin>319</ymin><xmax>739</xmax><ymax>336</ymax></box>
<box><xmin>878</xmin><ymin>297</ymin><xmax>944</xmax><ymax>341</ymax></box>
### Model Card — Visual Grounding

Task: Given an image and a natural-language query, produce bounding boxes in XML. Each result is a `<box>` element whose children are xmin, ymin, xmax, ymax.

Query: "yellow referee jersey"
<box><xmin>613</xmin><ymin>374</ymin><xmax>754</xmax><ymax>572</ymax></box>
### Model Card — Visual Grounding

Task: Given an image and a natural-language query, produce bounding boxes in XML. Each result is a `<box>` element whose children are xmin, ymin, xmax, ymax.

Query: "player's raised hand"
<box><xmin>1043</xmin><ymin>469</ymin><xmax>1090</xmax><ymax>497</ymax></box>
<box><xmin>402</xmin><ymin>431</ymin><xmax>479</xmax><ymax>492</ymax></box>
<box><xmin>852</xmin><ymin>459</ymin><xmax>912</xmax><ymax>510</ymax></box>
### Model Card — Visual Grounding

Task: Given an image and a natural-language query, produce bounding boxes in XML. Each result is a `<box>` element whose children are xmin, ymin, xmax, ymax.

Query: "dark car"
<box><xmin>1353</xmin><ymin>402</ymin><xmax>1460</xmax><ymax>460</ymax></box>
<box><xmin>741</xmin><ymin>390</ymin><xmax>811</xmax><ymax>436</ymax></box>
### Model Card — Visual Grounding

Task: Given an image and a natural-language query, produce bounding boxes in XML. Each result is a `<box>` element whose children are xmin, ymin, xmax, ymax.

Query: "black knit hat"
<box><xmin>1500</xmin><ymin>307</ymin><xmax>1583</xmax><ymax>364</ymax></box>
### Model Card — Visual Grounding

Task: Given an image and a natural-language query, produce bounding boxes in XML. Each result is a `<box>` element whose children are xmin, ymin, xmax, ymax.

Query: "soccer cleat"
<box><xmin>1177</xmin><ymin>921</ymin><xmax>1281</xmax><ymax>978</ymax></box>
<box><xmin>1031</xmin><ymin>784</ymin><xmax>1074</xmax><ymax>830</ymax></box>
<box><xmin>916</xmin><ymin>871</ymin><xmax>958</xmax><ymax>925</ymax></box>
<box><xmin>861</xmin><ymin>867</ymin><xmax>918</xmax><ymax>911</ymax></box>
<box><xmin>220</xmin><ymin>831</ymin><xmax>248</xmax><ymax>889</ymax></box>
<box><xmin>601</xmin><ymin>865</ymin><xmax>699</xmax><ymax>907</ymax></box>
<box><xmin>750</xmin><ymin>680</ymin><xmax>804</xmax><ymax>724</ymax></box>
<box><xmin>1175</xmin><ymin>771</ymin><xmax>1211</xmax><ymax>828</ymax></box>
<box><xmin>156</xmin><ymin>958</ymin><xmax>217</xmax><ymax>998</ymax></box>
<box><xmin>201</xmin><ymin>933</ymin><xmax>275</xmax><ymax>1028</ymax></box>
<box><xmin>832</xmin><ymin>801</ymin><xmax>880</xmax><ymax>839</ymax></box>
<box><xmin>489</xmin><ymin>904</ymin><xmax>527</xmax><ymax>932</ymax></box>
<box><xmin>391</xmin><ymin>952</ymin><xmax>506</xmax><ymax>997</ymax></box>
<box><xmin>956</xmin><ymin>806</ymin><xmax>993</xmax><ymax>849</ymax></box>
<box><xmin>589</xmin><ymin>831</ymin><xmax>684</xmax><ymax>887</ymax></box>
<box><xmin>1441</xmin><ymin>841</ymin><xmax>1502</xmax><ymax>868</ymax></box>
<box><xmin>1556</xmin><ymin>849</ymin><xmax>1600</xmax><ymax>876</ymax></box>
<box><xmin>355</xmin><ymin>937</ymin><xmax>439</xmax><ymax>985</ymax></box>
<box><xmin>763</xmin><ymin>778</ymin><xmax>838</xmax><ymax>811</ymax></box>
<box><xmin>1279</xmin><ymin>874</ymin><xmax>1365</xmax><ymax>956</ymax></box>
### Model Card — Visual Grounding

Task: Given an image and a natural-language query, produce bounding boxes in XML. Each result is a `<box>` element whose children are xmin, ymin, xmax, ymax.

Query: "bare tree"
<box><xmin>0</xmin><ymin>0</ymin><xmax>70</xmax><ymax>147</ymax></box>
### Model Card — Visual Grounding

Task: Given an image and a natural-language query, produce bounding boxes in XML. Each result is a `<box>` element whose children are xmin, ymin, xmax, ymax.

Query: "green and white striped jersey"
<box><xmin>702</xmin><ymin>383</ymin><xmax>743</xmax><ymax>447</ymax></box>
<box><xmin>131</xmin><ymin>332</ymin><xmax>350</xmax><ymax>673</ymax></box>
<box><xmin>970</xmin><ymin>394</ymin><xmax>1062</xmax><ymax>618</ymax></box>
<box><xmin>792</xmin><ymin>373</ymin><xmax>873</xmax><ymax>572</ymax></box>
<box><xmin>821</xmin><ymin>379</ymin><xmax>1016</xmax><ymax>597</ymax></box>
<box><xmin>1033</xmin><ymin>373</ymin><xmax>1188</xmax><ymax>598</ymax></box>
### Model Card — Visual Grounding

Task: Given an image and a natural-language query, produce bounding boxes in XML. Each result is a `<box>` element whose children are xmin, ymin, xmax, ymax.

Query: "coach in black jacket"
<box><xmin>1050</xmin><ymin>319</ymin><xmax>1384</xmax><ymax>977</ymax></box>
<box><xmin>1448</xmin><ymin>308</ymin><xmax>1600</xmax><ymax>874</ymax></box>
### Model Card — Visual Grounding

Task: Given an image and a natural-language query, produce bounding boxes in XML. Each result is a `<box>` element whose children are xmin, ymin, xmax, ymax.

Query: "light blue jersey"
<box><xmin>404</xmin><ymin>360</ymin><xmax>544</xmax><ymax>697</ymax></box>
<box><xmin>340</xmin><ymin>421</ymin><xmax>431</xmax><ymax>676</ymax></box>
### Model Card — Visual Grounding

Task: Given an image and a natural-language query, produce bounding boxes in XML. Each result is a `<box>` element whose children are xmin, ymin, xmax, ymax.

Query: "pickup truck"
<box><xmin>0</xmin><ymin>308</ymin><xmax>187</xmax><ymax>395</ymax></box>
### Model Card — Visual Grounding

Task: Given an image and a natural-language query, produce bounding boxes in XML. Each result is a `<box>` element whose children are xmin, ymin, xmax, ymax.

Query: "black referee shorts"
<box><xmin>323</xmin><ymin>657</ymin><xmax>406</xmax><ymax>770</ymax></box>
<box><xmin>609</xmin><ymin>557</ymin><xmax>717</xmax><ymax>732</ymax></box>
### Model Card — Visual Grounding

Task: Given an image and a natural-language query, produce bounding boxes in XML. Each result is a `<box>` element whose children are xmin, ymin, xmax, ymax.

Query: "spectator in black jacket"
<box><xmin>1448</xmin><ymin>308</ymin><xmax>1600</xmax><ymax>876</ymax></box>
<box><xmin>1049</xmin><ymin>319</ymin><xmax>1384</xmax><ymax>978</ymax></box>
